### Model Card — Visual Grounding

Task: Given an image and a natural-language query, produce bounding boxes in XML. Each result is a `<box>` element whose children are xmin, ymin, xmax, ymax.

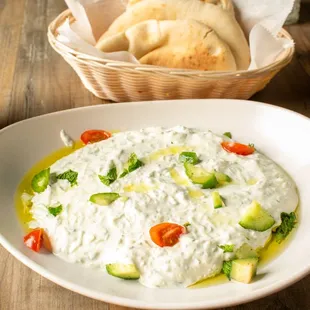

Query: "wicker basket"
<box><xmin>48</xmin><ymin>9</ymin><xmax>295</xmax><ymax>102</ymax></box>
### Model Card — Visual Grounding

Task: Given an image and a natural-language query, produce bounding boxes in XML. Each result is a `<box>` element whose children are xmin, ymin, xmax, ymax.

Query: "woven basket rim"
<box><xmin>48</xmin><ymin>8</ymin><xmax>295</xmax><ymax>79</ymax></box>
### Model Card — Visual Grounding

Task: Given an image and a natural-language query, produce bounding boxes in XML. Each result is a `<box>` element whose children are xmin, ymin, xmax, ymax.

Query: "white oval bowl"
<box><xmin>0</xmin><ymin>99</ymin><xmax>309</xmax><ymax>309</ymax></box>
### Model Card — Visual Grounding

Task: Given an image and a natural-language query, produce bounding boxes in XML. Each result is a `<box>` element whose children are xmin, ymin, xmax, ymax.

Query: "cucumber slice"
<box><xmin>90</xmin><ymin>193</ymin><xmax>120</xmax><ymax>206</ymax></box>
<box><xmin>214</xmin><ymin>172</ymin><xmax>231</xmax><ymax>185</ymax></box>
<box><xmin>212</xmin><ymin>191</ymin><xmax>224</xmax><ymax>209</ymax></box>
<box><xmin>235</xmin><ymin>244</ymin><xmax>258</xmax><ymax>259</ymax></box>
<box><xmin>106</xmin><ymin>263</ymin><xmax>140</xmax><ymax>280</ymax></box>
<box><xmin>239</xmin><ymin>201</ymin><xmax>275</xmax><ymax>232</ymax></box>
<box><xmin>230</xmin><ymin>258</ymin><xmax>258</xmax><ymax>284</ymax></box>
<box><xmin>185</xmin><ymin>163</ymin><xmax>218</xmax><ymax>189</ymax></box>
<box><xmin>31</xmin><ymin>168</ymin><xmax>50</xmax><ymax>193</ymax></box>
<box><xmin>179</xmin><ymin>152</ymin><xmax>199</xmax><ymax>165</ymax></box>
<box><xmin>202</xmin><ymin>174</ymin><xmax>218</xmax><ymax>189</ymax></box>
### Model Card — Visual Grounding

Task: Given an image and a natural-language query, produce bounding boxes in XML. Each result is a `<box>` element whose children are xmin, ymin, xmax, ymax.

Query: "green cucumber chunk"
<box><xmin>185</xmin><ymin>163</ymin><xmax>218</xmax><ymax>189</ymax></box>
<box><xmin>202</xmin><ymin>174</ymin><xmax>218</xmax><ymax>189</ymax></box>
<box><xmin>106</xmin><ymin>263</ymin><xmax>140</xmax><ymax>280</ymax></box>
<box><xmin>235</xmin><ymin>244</ymin><xmax>258</xmax><ymax>259</ymax></box>
<box><xmin>214</xmin><ymin>172</ymin><xmax>232</xmax><ymax>185</ymax></box>
<box><xmin>212</xmin><ymin>191</ymin><xmax>224</xmax><ymax>209</ymax></box>
<box><xmin>90</xmin><ymin>193</ymin><xmax>120</xmax><ymax>206</ymax></box>
<box><xmin>179</xmin><ymin>152</ymin><xmax>199</xmax><ymax>165</ymax></box>
<box><xmin>31</xmin><ymin>168</ymin><xmax>50</xmax><ymax>193</ymax></box>
<box><xmin>230</xmin><ymin>258</ymin><xmax>258</xmax><ymax>284</ymax></box>
<box><xmin>239</xmin><ymin>201</ymin><xmax>275</xmax><ymax>232</ymax></box>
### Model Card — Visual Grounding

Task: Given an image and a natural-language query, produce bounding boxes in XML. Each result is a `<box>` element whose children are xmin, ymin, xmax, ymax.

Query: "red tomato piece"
<box><xmin>23</xmin><ymin>229</ymin><xmax>53</xmax><ymax>253</ymax></box>
<box><xmin>149</xmin><ymin>223</ymin><xmax>186</xmax><ymax>247</ymax></box>
<box><xmin>221</xmin><ymin>141</ymin><xmax>255</xmax><ymax>156</ymax></box>
<box><xmin>42</xmin><ymin>230</ymin><xmax>53</xmax><ymax>252</ymax></box>
<box><xmin>23</xmin><ymin>229</ymin><xmax>43</xmax><ymax>252</ymax></box>
<box><xmin>80</xmin><ymin>130</ymin><xmax>112</xmax><ymax>144</ymax></box>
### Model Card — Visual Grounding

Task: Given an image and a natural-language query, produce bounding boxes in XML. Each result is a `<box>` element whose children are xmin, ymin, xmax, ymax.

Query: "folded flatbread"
<box><xmin>96</xmin><ymin>19</ymin><xmax>237</xmax><ymax>71</ymax></box>
<box><xmin>127</xmin><ymin>0</ymin><xmax>234</xmax><ymax>14</ymax></box>
<box><xmin>96</xmin><ymin>0</ymin><xmax>249</xmax><ymax>70</ymax></box>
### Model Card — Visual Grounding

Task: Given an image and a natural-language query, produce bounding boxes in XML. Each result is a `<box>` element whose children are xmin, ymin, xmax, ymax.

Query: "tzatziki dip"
<box><xmin>20</xmin><ymin>126</ymin><xmax>298</xmax><ymax>288</ymax></box>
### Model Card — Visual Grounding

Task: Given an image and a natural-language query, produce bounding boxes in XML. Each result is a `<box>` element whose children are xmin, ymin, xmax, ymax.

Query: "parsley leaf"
<box><xmin>179</xmin><ymin>152</ymin><xmax>199</xmax><ymax>165</ymax></box>
<box><xmin>223</xmin><ymin>132</ymin><xmax>232</xmax><ymax>139</ymax></box>
<box><xmin>99</xmin><ymin>166</ymin><xmax>117</xmax><ymax>186</ymax></box>
<box><xmin>222</xmin><ymin>261</ymin><xmax>232</xmax><ymax>280</ymax></box>
<box><xmin>219</xmin><ymin>244</ymin><xmax>234</xmax><ymax>253</ymax></box>
<box><xmin>48</xmin><ymin>205</ymin><xmax>63</xmax><ymax>217</ymax></box>
<box><xmin>56</xmin><ymin>169</ymin><xmax>78</xmax><ymax>186</ymax></box>
<box><xmin>274</xmin><ymin>212</ymin><xmax>297</xmax><ymax>243</ymax></box>
<box><xmin>120</xmin><ymin>153</ymin><xmax>144</xmax><ymax>178</ymax></box>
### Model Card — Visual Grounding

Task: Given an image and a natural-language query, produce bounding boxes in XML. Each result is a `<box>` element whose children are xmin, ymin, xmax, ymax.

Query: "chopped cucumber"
<box><xmin>106</xmin><ymin>263</ymin><xmax>140</xmax><ymax>280</ymax></box>
<box><xmin>230</xmin><ymin>258</ymin><xmax>258</xmax><ymax>284</ymax></box>
<box><xmin>239</xmin><ymin>201</ymin><xmax>275</xmax><ymax>232</ymax></box>
<box><xmin>184</xmin><ymin>163</ymin><xmax>218</xmax><ymax>189</ymax></box>
<box><xmin>179</xmin><ymin>152</ymin><xmax>199</xmax><ymax>165</ymax></box>
<box><xmin>214</xmin><ymin>172</ymin><xmax>231</xmax><ymax>185</ymax></box>
<box><xmin>236</xmin><ymin>244</ymin><xmax>258</xmax><ymax>259</ymax></box>
<box><xmin>31</xmin><ymin>168</ymin><xmax>50</xmax><ymax>193</ymax></box>
<box><xmin>90</xmin><ymin>193</ymin><xmax>120</xmax><ymax>206</ymax></box>
<box><xmin>212</xmin><ymin>191</ymin><xmax>224</xmax><ymax>209</ymax></box>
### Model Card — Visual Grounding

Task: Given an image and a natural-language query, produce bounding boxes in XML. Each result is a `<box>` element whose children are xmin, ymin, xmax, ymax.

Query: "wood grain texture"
<box><xmin>0</xmin><ymin>0</ymin><xmax>309</xmax><ymax>309</ymax></box>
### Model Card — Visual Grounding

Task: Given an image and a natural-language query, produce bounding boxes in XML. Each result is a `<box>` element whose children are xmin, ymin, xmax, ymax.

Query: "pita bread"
<box><xmin>127</xmin><ymin>0</ymin><xmax>234</xmax><ymax>14</ymax></box>
<box><xmin>96</xmin><ymin>0</ymin><xmax>249</xmax><ymax>70</ymax></box>
<box><xmin>97</xmin><ymin>19</ymin><xmax>237</xmax><ymax>71</ymax></box>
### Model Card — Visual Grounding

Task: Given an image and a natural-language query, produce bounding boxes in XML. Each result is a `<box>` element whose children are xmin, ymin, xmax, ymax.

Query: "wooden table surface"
<box><xmin>0</xmin><ymin>0</ymin><xmax>310</xmax><ymax>309</ymax></box>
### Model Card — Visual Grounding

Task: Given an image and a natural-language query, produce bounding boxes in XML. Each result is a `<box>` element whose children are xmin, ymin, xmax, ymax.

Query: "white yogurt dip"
<box><xmin>29</xmin><ymin>126</ymin><xmax>298</xmax><ymax>288</ymax></box>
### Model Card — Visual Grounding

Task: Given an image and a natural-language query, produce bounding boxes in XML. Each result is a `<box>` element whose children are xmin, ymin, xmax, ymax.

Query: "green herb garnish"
<box><xmin>219</xmin><ymin>244</ymin><xmax>234</xmax><ymax>253</ymax></box>
<box><xmin>223</xmin><ymin>132</ymin><xmax>232</xmax><ymax>139</ymax></box>
<box><xmin>222</xmin><ymin>261</ymin><xmax>232</xmax><ymax>280</ymax></box>
<box><xmin>48</xmin><ymin>205</ymin><xmax>63</xmax><ymax>217</ymax></box>
<box><xmin>179</xmin><ymin>152</ymin><xmax>199</xmax><ymax>165</ymax></box>
<box><xmin>57</xmin><ymin>169</ymin><xmax>78</xmax><ymax>186</ymax></box>
<box><xmin>99</xmin><ymin>166</ymin><xmax>117</xmax><ymax>186</ymax></box>
<box><xmin>120</xmin><ymin>153</ymin><xmax>144</xmax><ymax>178</ymax></box>
<box><xmin>274</xmin><ymin>212</ymin><xmax>297</xmax><ymax>243</ymax></box>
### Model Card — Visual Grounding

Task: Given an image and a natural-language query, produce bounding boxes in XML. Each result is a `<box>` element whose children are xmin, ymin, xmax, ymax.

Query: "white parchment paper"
<box><xmin>58</xmin><ymin>0</ymin><xmax>295</xmax><ymax>70</ymax></box>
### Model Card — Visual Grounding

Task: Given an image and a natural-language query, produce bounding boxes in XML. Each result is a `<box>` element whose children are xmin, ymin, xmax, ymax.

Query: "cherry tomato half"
<box><xmin>23</xmin><ymin>228</ymin><xmax>52</xmax><ymax>253</ymax></box>
<box><xmin>23</xmin><ymin>229</ymin><xmax>43</xmax><ymax>252</ymax></box>
<box><xmin>149</xmin><ymin>223</ymin><xmax>186</xmax><ymax>247</ymax></box>
<box><xmin>80</xmin><ymin>130</ymin><xmax>112</xmax><ymax>144</ymax></box>
<box><xmin>221</xmin><ymin>141</ymin><xmax>255</xmax><ymax>156</ymax></box>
